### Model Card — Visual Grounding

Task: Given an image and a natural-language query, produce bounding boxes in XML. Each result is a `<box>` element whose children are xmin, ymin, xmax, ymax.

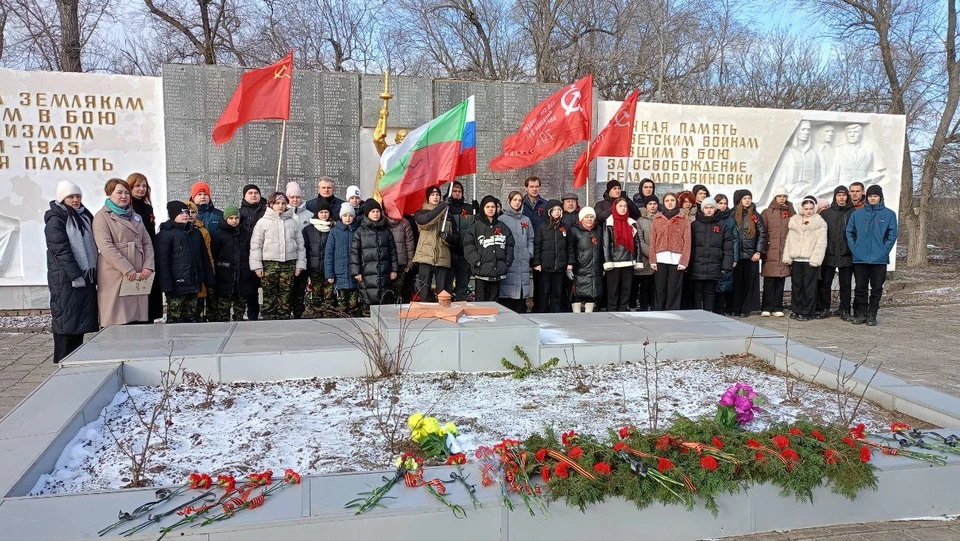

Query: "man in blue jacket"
<box><xmin>845</xmin><ymin>185</ymin><xmax>897</xmax><ymax>326</ymax></box>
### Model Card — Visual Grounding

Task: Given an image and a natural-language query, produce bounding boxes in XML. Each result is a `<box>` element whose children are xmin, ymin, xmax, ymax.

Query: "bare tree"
<box><xmin>803</xmin><ymin>0</ymin><xmax>960</xmax><ymax>266</ymax></box>
<box><xmin>1</xmin><ymin>0</ymin><xmax>111</xmax><ymax>71</ymax></box>
<box><xmin>139</xmin><ymin>0</ymin><xmax>256</xmax><ymax>66</ymax></box>
<box><xmin>56</xmin><ymin>0</ymin><xmax>81</xmax><ymax>71</ymax></box>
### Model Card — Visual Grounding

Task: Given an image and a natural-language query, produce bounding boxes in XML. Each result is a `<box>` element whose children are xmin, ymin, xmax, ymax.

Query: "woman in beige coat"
<box><xmin>93</xmin><ymin>178</ymin><xmax>156</xmax><ymax>326</ymax></box>
<box><xmin>782</xmin><ymin>196</ymin><xmax>828</xmax><ymax>320</ymax></box>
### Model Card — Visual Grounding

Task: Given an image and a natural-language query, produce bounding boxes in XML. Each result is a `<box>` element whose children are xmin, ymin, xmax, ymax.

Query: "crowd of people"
<box><xmin>43</xmin><ymin>173</ymin><xmax>898</xmax><ymax>363</ymax></box>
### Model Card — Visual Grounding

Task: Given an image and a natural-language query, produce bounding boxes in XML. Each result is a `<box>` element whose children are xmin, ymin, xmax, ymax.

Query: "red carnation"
<box><xmin>746</xmin><ymin>439</ymin><xmax>762</xmax><ymax>449</ymax></box>
<box><xmin>561</xmin><ymin>430</ymin><xmax>578</xmax><ymax>447</ymax></box>
<box><xmin>613</xmin><ymin>442</ymin><xmax>627</xmax><ymax>452</ymax></box>
<box><xmin>773</xmin><ymin>435</ymin><xmax>790</xmax><ymax>450</ymax></box>
<box><xmin>187</xmin><ymin>472</ymin><xmax>202</xmax><ymax>488</ymax></box>
<box><xmin>535</xmin><ymin>448</ymin><xmax>548</xmax><ymax>462</ymax></box>
<box><xmin>198</xmin><ymin>473</ymin><xmax>213</xmax><ymax>489</ymax></box>
<box><xmin>554</xmin><ymin>462</ymin><xmax>569</xmax><ymax>478</ymax></box>
<box><xmin>618</xmin><ymin>426</ymin><xmax>633</xmax><ymax>439</ymax></box>
<box><xmin>811</xmin><ymin>431</ymin><xmax>825</xmax><ymax>442</ymax></box>
<box><xmin>657</xmin><ymin>457</ymin><xmax>675</xmax><ymax>473</ymax></box>
<box><xmin>824</xmin><ymin>449</ymin><xmax>840</xmax><ymax>464</ymax></box>
<box><xmin>842</xmin><ymin>436</ymin><xmax>856</xmax><ymax>448</ymax></box>
<box><xmin>445</xmin><ymin>453</ymin><xmax>467</xmax><ymax>465</ymax></box>
<box><xmin>700</xmin><ymin>456</ymin><xmax>719</xmax><ymax>471</ymax></box>
<box><xmin>891</xmin><ymin>422</ymin><xmax>911</xmax><ymax>433</ymax></box>
<box><xmin>655</xmin><ymin>435</ymin><xmax>671</xmax><ymax>451</ymax></box>
<box><xmin>541</xmin><ymin>467</ymin><xmax>551</xmax><ymax>483</ymax></box>
<box><xmin>859</xmin><ymin>446</ymin><xmax>871</xmax><ymax>463</ymax></box>
<box><xmin>711</xmin><ymin>436</ymin><xmax>724</xmax><ymax>449</ymax></box>
<box><xmin>569</xmin><ymin>446</ymin><xmax>583</xmax><ymax>460</ymax></box>
<box><xmin>849</xmin><ymin>423</ymin><xmax>866</xmax><ymax>440</ymax></box>
<box><xmin>782</xmin><ymin>448</ymin><xmax>800</xmax><ymax>462</ymax></box>
<box><xmin>593</xmin><ymin>462</ymin><xmax>612</xmax><ymax>476</ymax></box>
<box><xmin>754</xmin><ymin>451</ymin><xmax>767</xmax><ymax>463</ymax></box>
<box><xmin>789</xmin><ymin>428</ymin><xmax>803</xmax><ymax>436</ymax></box>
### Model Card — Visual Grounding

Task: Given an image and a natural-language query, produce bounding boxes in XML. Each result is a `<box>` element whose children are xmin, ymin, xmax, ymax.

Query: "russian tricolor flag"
<box><xmin>454</xmin><ymin>96</ymin><xmax>476</xmax><ymax>177</ymax></box>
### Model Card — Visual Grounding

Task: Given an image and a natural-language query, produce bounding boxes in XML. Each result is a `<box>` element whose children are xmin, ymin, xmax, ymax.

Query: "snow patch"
<box><xmin>539</xmin><ymin>328</ymin><xmax>585</xmax><ymax>344</ymax></box>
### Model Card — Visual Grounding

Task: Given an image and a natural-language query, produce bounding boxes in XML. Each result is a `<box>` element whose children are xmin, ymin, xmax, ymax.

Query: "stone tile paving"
<box><xmin>0</xmin><ymin>333</ymin><xmax>55</xmax><ymax>418</ymax></box>
<box><xmin>727</xmin><ymin>518</ymin><xmax>960</xmax><ymax>540</ymax></box>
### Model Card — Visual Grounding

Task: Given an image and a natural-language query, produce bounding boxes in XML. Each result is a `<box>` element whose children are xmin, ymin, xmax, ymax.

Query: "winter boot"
<box><xmin>584</xmin><ymin>303</ymin><xmax>595</xmax><ymax>313</ymax></box>
<box><xmin>840</xmin><ymin>309</ymin><xmax>851</xmax><ymax>321</ymax></box>
<box><xmin>866</xmin><ymin>314</ymin><xmax>878</xmax><ymax>326</ymax></box>
<box><xmin>571</xmin><ymin>302</ymin><xmax>582</xmax><ymax>313</ymax></box>
<box><xmin>851</xmin><ymin>310</ymin><xmax>867</xmax><ymax>325</ymax></box>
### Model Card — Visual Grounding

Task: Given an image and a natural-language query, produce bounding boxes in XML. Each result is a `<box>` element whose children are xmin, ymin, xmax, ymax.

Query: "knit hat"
<box><xmin>223</xmin><ymin>204</ymin><xmax>240</xmax><ymax>218</ymax></box>
<box><xmin>700</xmin><ymin>199</ymin><xmax>717</xmax><ymax>210</ymax></box>
<box><xmin>314</xmin><ymin>198</ymin><xmax>331</xmax><ymax>216</ymax></box>
<box><xmin>561</xmin><ymin>192</ymin><xmax>579</xmax><ymax>202</ymax></box>
<box><xmin>479</xmin><ymin>195</ymin><xmax>498</xmax><ymax>212</ymax></box>
<box><xmin>692</xmin><ymin>184</ymin><xmax>710</xmax><ymax>197</ymax></box>
<box><xmin>56</xmin><ymin>180</ymin><xmax>82</xmax><ymax>202</ymax></box>
<box><xmin>770</xmin><ymin>185</ymin><xmax>788</xmax><ymax>197</ymax></box>
<box><xmin>425</xmin><ymin>186</ymin><xmax>442</xmax><ymax>200</ymax></box>
<box><xmin>183</xmin><ymin>200</ymin><xmax>198</xmax><ymax>214</ymax></box>
<box><xmin>345</xmin><ymin>185</ymin><xmax>361</xmax><ymax>199</ymax></box>
<box><xmin>641</xmin><ymin>194</ymin><xmax>660</xmax><ymax>207</ymax></box>
<box><xmin>578</xmin><ymin>206</ymin><xmax>596</xmax><ymax>221</ymax></box>
<box><xmin>605</xmin><ymin>180</ymin><xmax>622</xmax><ymax>195</ymax></box>
<box><xmin>733</xmin><ymin>189</ymin><xmax>752</xmax><ymax>207</ymax></box>
<box><xmin>167</xmin><ymin>200</ymin><xmax>188</xmax><ymax>219</ymax></box>
<box><xmin>191</xmin><ymin>181</ymin><xmax>211</xmax><ymax>201</ymax></box>
<box><xmin>546</xmin><ymin>199</ymin><xmax>562</xmax><ymax>213</ymax></box>
<box><xmin>242</xmin><ymin>184</ymin><xmax>261</xmax><ymax>197</ymax></box>
<box><xmin>362</xmin><ymin>198</ymin><xmax>382</xmax><ymax>217</ymax></box>
<box><xmin>285</xmin><ymin>181</ymin><xmax>303</xmax><ymax>198</ymax></box>
<box><xmin>339</xmin><ymin>203</ymin><xmax>356</xmax><ymax>218</ymax></box>
<box><xmin>866</xmin><ymin>185</ymin><xmax>883</xmax><ymax>199</ymax></box>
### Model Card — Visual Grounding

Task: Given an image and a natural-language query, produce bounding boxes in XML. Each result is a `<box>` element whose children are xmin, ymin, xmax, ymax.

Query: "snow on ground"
<box><xmin>539</xmin><ymin>328</ymin><xmax>585</xmax><ymax>344</ymax></box>
<box><xmin>32</xmin><ymin>356</ymin><xmax>902</xmax><ymax>495</ymax></box>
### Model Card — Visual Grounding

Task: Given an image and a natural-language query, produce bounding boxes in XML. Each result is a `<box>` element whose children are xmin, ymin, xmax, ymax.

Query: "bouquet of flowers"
<box><xmin>715</xmin><ymin>382</ymin><xmax>764</xmax><ymax>428</ymax></box>
<box><xmin>408</xmin><ymin>413</ymin><xmax>479</xmax><ymax>508</ymax></box>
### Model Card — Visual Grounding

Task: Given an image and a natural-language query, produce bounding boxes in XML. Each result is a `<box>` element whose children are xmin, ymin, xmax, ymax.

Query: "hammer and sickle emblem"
<box><xmin>560</xmin><ymin>85</ymin><xmax>583</xmax><ymax>117</ymax></box>
<box><xmin>613</xmin><ymin>109</ymin><xmax>631</xmax><ymax>127</ymax></box>
<box><xmin>274</xmin><ymin>65</ymin><xmax>291</xmax><ymax>79</ymax></box>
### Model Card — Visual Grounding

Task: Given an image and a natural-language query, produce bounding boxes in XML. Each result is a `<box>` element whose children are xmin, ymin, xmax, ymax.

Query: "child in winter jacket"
<box><xmin>532</xmin><ymin>200</ymin><xmax>570</xmax><ymax>313</ymax></box>
<box><xmin>156</xmin><ymin>201</ymin><xmax>215</xmax><ymax>323</ymax></box>
<box><xmin>210</xmin><ymin>205</ymin><xmax>257</xmax><ymax>322</ymax></box>
<box><xmin>303</xmin><ymin>199</ymin><xmax>334</xmax><ymax>318</ymax></box>
<box><xmin>463</xmin><ymin>195</ymin><xmax>514</xmax><ymax>302</ymax></box>
<box><xmin>816</xmin><ymin>186</ymin><xmax>855</xmax><ymax>320</ymax></box>
<box><xmin>633</xmin><ymin>195</ymin><xmax>657</xmax><ymax>311</ymax></box>
<box><xmin>713</xmin><ymin>194</ymin><xmax>740</xmax><ymax>315</ymax></box>
<box><xmin>687</xmin><ymin>199</ymin><xmax>733</xmax><ymax>312</ymax></box>
<box><xmin>782</xmin><ymin>196</ymin><xmax>828</xmax><ymax>320</ymax></box>
<box><xmin>567</xmin><ymin>207</ymin><xmax>603</xmax><ymax>313</ymax></box>
<box><xmin>350</xmin><ymin>199</ymin><xmax>398</xmax><ymax>312</ymax></box>
<box><xmin>602</xmin><ymin>197</ymin><xmax>644</xmax><ymax>312</ymax></box>
<box><xmin>325</xmin><ymin>203</ymin><xmax>361</xmax><ymax>315</ymax></box>
<box><xmin>249</xmin><ymin>192</ymin><xmax>307</xmax><ymax>320</ymax></box>
<box><xmin>650</xmin><ymin>193</ymin><xmax>692</xmax><ymax>311</ymax></box>
<box><xmin>184</xmin><ymin>199</ymin><xmax>216</xmax><ymax>321</ymax></box>
<box><xmin>387</xmin><ymin>215</ymin><xmax>415</xmax><ymax>303</ymax></box>
<box><xmin>760</xmin><ymin>187</ymin><xmax>795</xmax><ymax>317</ymax></box>
<box><xmin>730</xmin><ymin>189</ymin><xmax>766</xmax><ymax>317</ymax></box>
<box><xmin>845</xmin><ymin>185</ymin><xmax>897</xmax><ymax>326</ymax></box>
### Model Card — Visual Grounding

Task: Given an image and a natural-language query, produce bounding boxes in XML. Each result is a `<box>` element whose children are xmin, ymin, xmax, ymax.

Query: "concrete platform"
<box><xmin>3</xmin><ymin>309</ymin><xmax>960</xmax><ymax>539</ymax></box>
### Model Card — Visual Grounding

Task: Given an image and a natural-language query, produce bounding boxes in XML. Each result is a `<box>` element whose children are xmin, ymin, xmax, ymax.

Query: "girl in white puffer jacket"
<box><xmin>782</xmin><ymin>196</ymin><xmax>827</xmax><ymax>321</ymax></box>
<box><xmin>249</xmin><ymin>192</ymin><xmax>307</xmax><ymax>319</ymax></box>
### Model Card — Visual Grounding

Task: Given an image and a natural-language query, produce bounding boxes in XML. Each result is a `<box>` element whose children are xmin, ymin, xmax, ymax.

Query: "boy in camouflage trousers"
<box><xmin>303</xmin><ymin>200</ymin><xmax>336</xmax><ymax>318</ymax></box>
<box><xmin>324</xmin><ymin>203</ymin><xmax>361</xmax><ymax>316</ymax></box>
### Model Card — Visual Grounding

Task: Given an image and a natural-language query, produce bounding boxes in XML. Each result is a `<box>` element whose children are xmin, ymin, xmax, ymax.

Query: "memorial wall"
<box><xmin>0</xmin><ymin>69</ymin><xmax>166</xmax><ymax>291</ymax></box>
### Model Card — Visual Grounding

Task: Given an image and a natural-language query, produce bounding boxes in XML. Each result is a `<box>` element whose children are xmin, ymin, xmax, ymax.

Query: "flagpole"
<box><xmin>585</xmin><ymin>140</ymin><xmax>592</xmax><ymax>204</ymax></box>
<box><xmin>274</xmin><ymin>119</ymin><xmax>288</xmax><ymax>192</ymax></box>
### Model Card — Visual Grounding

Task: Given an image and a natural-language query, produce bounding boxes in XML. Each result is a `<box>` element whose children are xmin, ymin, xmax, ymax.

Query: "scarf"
<box><xmin>611</xmin><ymin>210</ymin><xmax>634</xmax><ymax>253</ymax></box>
<box><xmin>661</xmin><ymin>206</ymin><xmax>681</xmax><ymax>219</ymax></box>
<box><xmin>311</xmin><ymin>218</ymin><xmax>332</xmax><ymax>232</ymax></box>
<box><xmin>61</xmin><ymin>203</ymin><xmax>98</xmax><ymax>278</ymax></box>
<box><xmin>104</xmin><ymin>198</ymin><xmax>132</xmax><ymax>218</ymax></box>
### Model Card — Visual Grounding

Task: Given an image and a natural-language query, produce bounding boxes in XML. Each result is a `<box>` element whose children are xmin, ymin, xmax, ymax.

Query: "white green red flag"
<box><xmin>378</xmin><ymin>97</ymin><xmax>472</xmax><ymax>220</ymax></box>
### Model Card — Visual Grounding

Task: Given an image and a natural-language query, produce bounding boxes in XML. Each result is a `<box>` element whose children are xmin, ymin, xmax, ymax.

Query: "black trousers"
<box><xmin>561</xmin><ymin>274</ymin><xmax>573</xmax><ymax>312</ymax></box>
<box><xmin>291</xmin><ymin>268</ymin><xmax>310</xmax><ymax>318</ymax></box>
<box><xmin>791</xmin><ymin>262</ymin><xmax>819</xmax><ymax>317</ymax></box>
<box><xmin>680</xmin><ymin>274</ymin><xmax>695</xmax><ymax>309</ymax></box>
<box><xmin>450</xmin><ymin>255</ymin><xmax>472</xmax><ymax>301</ymax></box>
<box><xmin>531</xmin><ymin>268</ymin><xmax>542</xmax><ymax>312</ymax></box>
<box><xmin>635</xmin><ymin>274</ymin><xmax>655</xmax><ymax>311</ymax></box>
<box><xmin>53</xmin><ymin>333</ymin><xmax>84</xmax><ymax>363</ymax></box>
<box><xmin>731</xmin><ymin>259</ymin><xmax>760</xmax><ymax>314</ymax></box>
<box><xmin>691</xmin><ymin>279</ymin><xmax>718</xmax><ymax>312</ymax></box>
<box><xmin>245</xmin><ymin>292</ymin><xmax>260</xmax><ymax>321</ymax></box>
<box><xmin>537</xmin><ymin>271</ymin><xmax>565</xmax><ymax>313</ymax></box>
<box><xmin>416</xmin><ymin>264</ymin><xmax>451</xmax><ymax>302</ymax></box>
<box><xmin>499</xmin><ymin>297</ymin><xmax>526</xmax><ymax>312</ymax></box>
<box><xmin>762</xmin><ymin>277</ymin><xmax>786</xmax><ymax>312</ymax></box>
<box><xmin>475</xmin><ymin>279</ymin><xmax>500</xmax><ymax>302</ymax></box>
<box><xmin>605</xmin><ymin>267</ymin><xmax>633</xmax><ymax>312</ymax></box>
<box><xmin>853</xmin><ymin>264</ymin><xmax>886</xmax><ymax>317</ymax></box>
<box><xmin>817</xmin><ymin>265</ymin><xmax>853</xmax><ymax>313</ymax></box>
<box><xmin>654</xmin><ymin>264</ymin><xmax>683</xmax><ymax>311</ymax></box>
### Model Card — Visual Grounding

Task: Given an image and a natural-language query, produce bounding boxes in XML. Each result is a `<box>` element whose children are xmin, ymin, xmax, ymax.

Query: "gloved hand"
<box><xmin>566</xmin><ymin>269</ymin><xmax>574</xmax><ymax>281</ymax></box>
<box><xmin>71</xmin><ymin>277</ymin><xmax>85</xmax><ymax>288</ymax></box>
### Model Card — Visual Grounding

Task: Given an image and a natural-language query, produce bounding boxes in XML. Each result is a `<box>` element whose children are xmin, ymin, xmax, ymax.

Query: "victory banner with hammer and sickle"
<box><xmin>572</xmin><ymin>88</ymin><xmax>639</xmax><ymax>188</ymax></box>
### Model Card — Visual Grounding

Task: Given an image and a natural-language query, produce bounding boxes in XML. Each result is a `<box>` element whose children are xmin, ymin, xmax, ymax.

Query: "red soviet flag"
<box><xmin>212</xmin><ymin>51</ymin><xmax>294</xmax><ymax>145</ymax></box>
<box><xmin>572</xmin><ymin>88</ymin><xmax>639</xmax><ymax>188</ymax></box>
<box><xmin>488</xmin><ymin>74</ymin><xmax>593</xmax><ymax>172</ymax></box>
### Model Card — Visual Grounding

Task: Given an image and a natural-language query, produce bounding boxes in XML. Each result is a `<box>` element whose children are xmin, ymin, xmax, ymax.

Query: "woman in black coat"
<box><xmin>730</xmin><ymin>189</ymin><xmax>767</xmax><ymax>317</ymax></box>
<box><xmin>44</xmin><ymin>181</ymin><xmax>99</xmax><ymax>362</ymax></box>
<box><xmin>532</xmin><ymin>200</ymin><xmax>569</xmax><ymax>313</ymax></box>
<box><xmin>350</xmin><ymin>199</ymin><xmax>398</xmax><ymax>308</ymax></box>
<box><xmin>210</xmin><ymin>206</ymin><xmax>259</xmax><ymax>321</ymax></box>
<box><xmin>687</xmin><ymin>200</ymin><xmax>733</xmax><ymax>312</ymax></box>
<box><xmin>128</xmin><ymin>172</ymin><xmax>162</xmax><ymax>322</ymax></box>
<box><xmin>567</xmin><ymin>206</ymin><xmax>604</xmax><ymax>313</ymax></box>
